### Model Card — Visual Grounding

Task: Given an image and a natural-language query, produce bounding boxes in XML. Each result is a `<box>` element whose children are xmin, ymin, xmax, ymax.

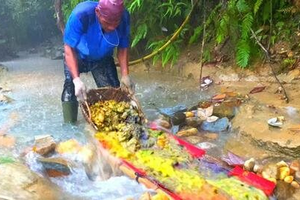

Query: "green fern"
<box><xmin>254</xmin><ymin>0</ymin><xmax>264</xmax><ymax>15</ymax></box>
<box><xmin>0</xmin><ymin>156</ymin><xmax>15</xmax><ymax>164</ymax></box>
<box><xmin>131</xmin><ymin>24</ymin><xmax>148</xmax><ymax>47</ymax></box>
<box><xmin>236</xmin><ymin>39</ymin><xmax>250</xmax><ymax>68</ymax></box>
<box><xmin>216</xmin><ymin>14</ymin><xmax>229</xmax><ymax>44</ymax></box>
<box><xmin>189</xmin><ymin>3</ymin><xmax>222</xmax><ymax>44</ymax></box>
<box><xmin>237</xmin><ymin>0</ymin><xmax>250</xmax><ymax>13</ymax></box>
<box><xmin>241</xmin><ymin>12</ymin><xmax>253</xmax><ymax>39</ymax></box>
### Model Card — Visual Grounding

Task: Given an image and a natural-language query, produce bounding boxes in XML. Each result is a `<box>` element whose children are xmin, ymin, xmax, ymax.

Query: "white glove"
<box><xmin>120</xmin><ymin>75</ymin><xmax>135</xmax><ymax>94</ymax></box>
<box><xmin>73</xmin><ymin>77</ymin><xmax>87</xmax><ymax>101</ymax></box>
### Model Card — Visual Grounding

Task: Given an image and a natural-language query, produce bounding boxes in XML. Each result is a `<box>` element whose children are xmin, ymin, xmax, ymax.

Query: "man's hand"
<box><xmin>120</xmin><ymin>75</ymin><xmax>135</xmax><ymax>94</ymax></box>
<box><xmin>73</xmin><ymin>77</ymin><xmax>87</xmax><ymax>101</ymax></box>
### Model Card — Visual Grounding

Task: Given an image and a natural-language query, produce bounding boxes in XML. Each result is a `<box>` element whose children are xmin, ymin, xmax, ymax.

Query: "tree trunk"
<box><xmin>54</xmin><ymin>0</ymin><xmax>65</xmax><ymax>34</ymax></box>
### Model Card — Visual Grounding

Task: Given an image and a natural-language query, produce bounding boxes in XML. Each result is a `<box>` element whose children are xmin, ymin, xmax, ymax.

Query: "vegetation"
<box><xmin>0</xmin><ymin>0</ymin><xmax>58</xmax><ymax>60</ymax></box>
<box><xmin>126</xmin><ymin>0</ymin><xmax>300</xmax><ymax>68</ymax></box>
<box><xmin>1</xmin><ymin>0</ymin><xmax>300</xmax><ymax>69</ymax></box>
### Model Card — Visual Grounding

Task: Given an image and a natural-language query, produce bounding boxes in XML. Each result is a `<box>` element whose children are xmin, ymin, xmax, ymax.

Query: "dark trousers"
<box><xmin>61</xmin><ymin>56</ymin><xmax>120</xmax><ymax>102</ymax></box>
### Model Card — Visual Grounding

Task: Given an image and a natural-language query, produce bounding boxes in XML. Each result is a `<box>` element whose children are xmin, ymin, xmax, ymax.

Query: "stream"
<box><xmin>0</xmin><ymin>52</ymin><xmax>212</xmax><ymax>199</ymax></box>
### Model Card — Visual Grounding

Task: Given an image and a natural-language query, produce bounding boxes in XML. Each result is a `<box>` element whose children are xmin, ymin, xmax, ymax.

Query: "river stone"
<box><xmin>290</xmin><ymin>160</ymin><xmax>300</xmax><ymax>173</ymax></box>
<box><xmin>231</xmin><ymin>102</ymin><xmax>300</xmax><ymax>158</ymax></box>
<box><xmin>183</xmin><ymin>135</ymin><xmax>204</xmax><ymax>144</ymax></box>
<box><xmin>34</xmin><ymin>135</ymin><xmax>56</xmax><ymax>156</ymax></box>
<box><xmin>186</xmin><ymin>117</ymin><xmax>202</xmax><ymax>127</ymax></box>
<box><xmin>201</xmin><ymin>117</ymin><xmax>230</xmax><ymax>132</ymax></box>
<box><xmin>203</xmin><ymin>133</ymin><xmax>219</xmax><ymax>140</ymax></box>
<box><xmin>213</xmin><ymin>103</ymin><xmax>236</xmax><ymax>119</ymax></box>
<box><xmin>177</xmin><ymin>128</ymin><xmax>198</xmax><ymax>137</ymax></box>
<box><xmin>295</xmin><ymin>171</ymin><xmax>300</xmax><ymax>183</ymax></box>
<box><xmin>158</xmin><ymin>105</ymin><xmax>187</xmax><ymax>125</ymax></box>
<box><xmin>0</xmin><ymin>135</ymin><xmax>15</xmax><ymax>148</ymax></box>
<box><xmin>37</xmin><ymin>157</ymin><xmax>71</xmax><ymax>177</ymax></box>
<box><xmin>0</xmin><ymin>162</ymin><xmax>66</xmax><ymax>200</ymax></box>
<box><xmin>0</xmin><ymin>94</ymin><xmax>13</xmax><ymax>104</ymax></box>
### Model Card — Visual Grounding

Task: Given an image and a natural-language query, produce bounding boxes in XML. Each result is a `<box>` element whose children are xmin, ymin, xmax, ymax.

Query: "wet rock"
<box><xmin>51</xmin><ymin>47</ymin><xmax>64</xmax><ymax>60</ymax></box>
<box><xmin>186</xmin><ymin>117</ymin><xmax>202</xmax><ymax>127</ymax></box>
<box><xmin>183</xmin><ymin>135</ymin><xmax>204</xmax><ymax>144</ymax></box>
<box><xmin>201</xmin><ymin>117</ymin><xmax>230</xmax><ymax>132</ymax></box>
<box><xmin>262</xmin><ymin>163</ymin><xmax>278</xmax><ymax>179</ymax></box>
<box><xmin>213</xmin><ymin>103</ymin><xmax>236</xmax><ymax>119</ymax></box>
<box><xmin>177</xmin><ymin>128</ymin><xmax>198</xmax><ymax>137</ymax></box>
<box><xmin>170</xmin><ymin>112</ymin><xmax>186</xmax><ymax>125</ymax></box>
<box><xmin>243</xmin><ymin>158</ymin><xmax>255</xmax><ymax>171</ymax></box>
<box><xmin>231</xmin><ymin>102</ymin><xmax>300</xmax><ymax>158</ymax></box>
<box><xmin>158</xmin><ymin>104</ymin><xmax>187</xmax><ymax>117</ymax></box>
<box><xmin>0</xmin><ymin>135</ymin><xmax>15</xmax><ymax>148</ymax></box>
<box><xmin>158</xmin><ymin>105</ymin><xmax>187</xmax><ymax>125</ymax></box>
<box><xmin>0</xmin><ymin>94</ymin><xmax>13</xmax><ymax>104</ymax></box>
<box><xmin>295</xmin><ymin>171</ymin><xmax>300</xmax><ymax>183</ymax></box>
<box><xmin>0</xmin><ymin>162</ymin><xmax>66</xmax><ymax>200</ymax></box>
<box><xmin>33</xmin><ymin>135</ymin><xmax>56</xmax><ymax>156</ymax></box>
<box><xmin>244</xmin><ymin>75</ymin><xmax>260</xmax><ymax>82</ymax></box>
<box><xmin>278</xmin><ymin>69</ymin><xmax>300</xmax><ymax>83</ymax></box>
<box><xmin>290</xmin><ymin>160</ymin><xmax>300</xmax><ymax>173</ymax></box>
<box><xmin>37</xmin><ymin>157</ymin><xmax>72</xmax><ymax>177</ymax></box>
<box><xmin>197</xmin><ymin>142</ymin><xmax>217</xmax><ymax>150</ymax></box>
<box><xmin>275</xmin><ymin>181</ymin><xmax>296</xmax><ymax>200</ymax></box>
<box><xmin>203</xmin><ymin>133</ymin><xmax>219</xmax><ymax>140</ymax></box>
<box><xmin>217</xmin><ymin>72</ymin><xmax>240</xmax><ymax>82</ymax></box>
<box><xmin>153</xmin><ymin>118</ymin><xmax>171</xmax><ymax>129</ymax></box>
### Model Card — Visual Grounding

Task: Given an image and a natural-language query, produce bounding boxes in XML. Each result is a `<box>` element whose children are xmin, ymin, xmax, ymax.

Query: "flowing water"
<box><xmin>0</xmin><ymin>52</ymin><xmax>210</xmax><ymax>199</ymax></box>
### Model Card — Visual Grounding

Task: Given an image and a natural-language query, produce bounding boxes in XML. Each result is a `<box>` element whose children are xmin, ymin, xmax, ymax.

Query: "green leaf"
<box><xmin>131</xmin><ymin>24</ymin><xmax>148</xmax><ymax>47</ymax></box>
<box><xmin>152</xmin><ymin>54</ymin><xmax>160</xmax><ymax>66</ymax></box>
<box><xmin>236</xmin><ymin>39</ymin><xmax>250</xmax><ymax>68</ymax></box>
<box><xmin>241</xmin><ymin>13</ymin><xmax>253</xmax><ymax>39</ymax></box>
<box><xmin>237</xmin><ymin>0</ymin><xmax>250</xmax><ymax>13</ymax></box>
<box><xmin>216</xmin><ymin>14</ymin><xmax>229</xmax><ymax>44</ymax></box>
<box><xmin>0</xmin><ymin>156</ymin><xmax>15</xmax><ymax>164</ymax></box>
<box><xmin>189</xmin><ymin>26</ymin><xmax>203</xmax><ymax>44</ymax></box>
<box><xmin>254</xmin><ymin>0</ymin><xmax>263</xmax><ymax>15</ymax></box>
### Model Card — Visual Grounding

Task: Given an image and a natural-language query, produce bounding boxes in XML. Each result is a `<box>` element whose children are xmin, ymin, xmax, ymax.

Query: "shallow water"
<box><xmin>0</xmin><ymin>52</ymin><xmax>209</xmax><ymax>199</ymax></box>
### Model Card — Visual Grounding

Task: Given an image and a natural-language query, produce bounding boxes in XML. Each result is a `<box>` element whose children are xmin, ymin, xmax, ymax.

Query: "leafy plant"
<box><xmin>0</xmin><ymin>156</ymin><xmax>15</xmax><ymax>164</ymax></box>
<box><xmin>126</xmin><ymin>0</ymin><xmax>191</xmax><ymax>67</ymax></box>
<box><xmin>59</xmin><ymin>0</ymin><xmax>300</xmax><ymax>69</ymax></box>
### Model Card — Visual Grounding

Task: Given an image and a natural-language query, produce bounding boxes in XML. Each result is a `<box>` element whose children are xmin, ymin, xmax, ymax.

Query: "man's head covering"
<box><xmin>97</xmin><ymin>0</ymin><xmax>124</xmax><ymax>23</ymax></box>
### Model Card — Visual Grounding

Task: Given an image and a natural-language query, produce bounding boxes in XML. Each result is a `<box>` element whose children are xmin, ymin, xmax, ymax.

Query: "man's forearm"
<box><xmin>117</xmin><ymin>48</ymin><xmax>129</xmax><ymax>76</ymax></box>
<box><xmin>64</xmin><ymin>44</ymin><xmax>79</xmax><ymax>79</ymax></box>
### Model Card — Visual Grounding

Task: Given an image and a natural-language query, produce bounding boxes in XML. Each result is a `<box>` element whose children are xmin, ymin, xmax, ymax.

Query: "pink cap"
<box><xmin>97</xmin><ymin>0</ymin><xmax>124</xmax><ymax>22</ymax></box>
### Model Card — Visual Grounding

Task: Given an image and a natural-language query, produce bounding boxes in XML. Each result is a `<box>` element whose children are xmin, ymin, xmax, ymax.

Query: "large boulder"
<box><xmin>0</xmin><ymin>162</ymin><xmax>70</xmax><ymax>200</ymax></box>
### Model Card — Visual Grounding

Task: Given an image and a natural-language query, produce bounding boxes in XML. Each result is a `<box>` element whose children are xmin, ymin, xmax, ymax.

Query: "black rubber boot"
<box><xmin>61</xmin><ymin>68</ymin><xmax>78</xmax><ymax>123</ymax></box>
<box><xmin>62</xmin><ymin>101</ymin><xmax>78</xmax><ymax>123</ymax></box>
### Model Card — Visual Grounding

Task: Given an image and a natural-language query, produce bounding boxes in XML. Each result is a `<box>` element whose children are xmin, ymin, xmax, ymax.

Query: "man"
<box><xmin>62</xmin><ymin>0</ymin><xmax>134</xmax><ymax>123</ymax></box>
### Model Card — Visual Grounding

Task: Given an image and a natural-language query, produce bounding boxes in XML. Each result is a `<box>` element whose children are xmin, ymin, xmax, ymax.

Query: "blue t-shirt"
<box><xmin>64</xmin><ymin>1</ymin><xmax>130</xmax><ymax>61</ymax></box>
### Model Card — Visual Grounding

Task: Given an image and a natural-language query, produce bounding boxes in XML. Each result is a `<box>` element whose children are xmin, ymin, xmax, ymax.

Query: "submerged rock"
<box><xmin>37</xmin><ymin>157</ymin><xmax>72</xmax><ymax>177</ymax></box>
